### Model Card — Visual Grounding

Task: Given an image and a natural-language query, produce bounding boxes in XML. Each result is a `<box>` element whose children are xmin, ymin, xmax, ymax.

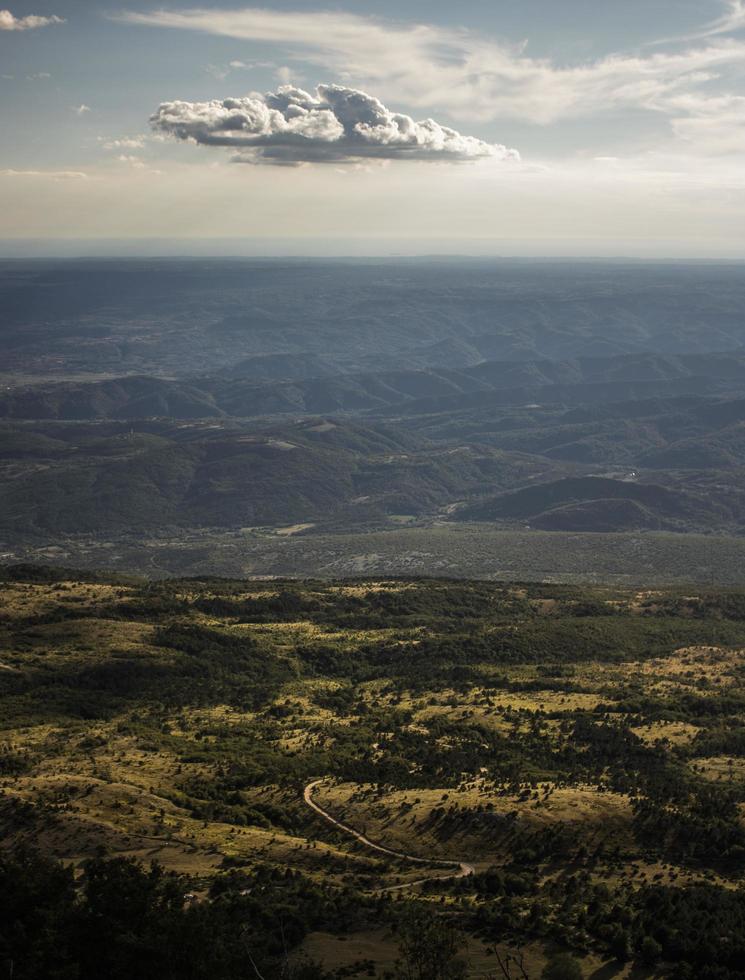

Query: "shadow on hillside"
<box><xmin>588</xmin><ymin>963</ymin><xmax>654</xmax><ymax>980</ymax></box>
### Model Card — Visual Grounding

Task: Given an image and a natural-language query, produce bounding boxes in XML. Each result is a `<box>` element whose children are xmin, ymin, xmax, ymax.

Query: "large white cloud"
<box><xmin>150</xmin><ymin>84</ymin><xmax>519</xmax><ymax>164</ymax></box>
<box><xmin>0</xmin><ymin>9</ymin><xmax>63</xmax><ymax>30</ymax></box>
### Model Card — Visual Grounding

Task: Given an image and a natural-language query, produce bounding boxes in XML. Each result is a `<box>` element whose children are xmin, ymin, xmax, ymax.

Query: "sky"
<box><xmin>1</xmin><ymin>0</ymin><xmax>745</xmax><ymax>256</ymax></box>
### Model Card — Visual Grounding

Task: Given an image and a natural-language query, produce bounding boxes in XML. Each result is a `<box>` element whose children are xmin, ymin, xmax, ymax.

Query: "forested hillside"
<box><xmin>4</xmin><ymin>569</ymin><xmax>745</xmax><ymax>976</ymax></box>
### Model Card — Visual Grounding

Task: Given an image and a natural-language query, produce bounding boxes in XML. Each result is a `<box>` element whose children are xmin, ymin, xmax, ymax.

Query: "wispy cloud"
<box><xmin>666</xmin><ymin>92</ymin><xmax>745</xmax><ymax>154</ymax></box>
<box><xmin>0</xmin><ymin>9</ymin><xmax>63</xmax><ymax>31</ymax></box>
<box><xmin>708</xmin><ymin>0</ymin><xmax>745</xmax><ymax>36</ymax></box>
<box><xmin>151</xmin><ymin>83</ymin><xmax>519</xmax><ymax>164</ymax></box>
<box><xmin>0</xmin><ymin>169</ymin><xmax>87</xmax><ymax>179</ymax></box>
<box><xmin>653</xmin><ymin>0</ymin><xmax>745</xmax><ymax>44</ymax></box>
<box><xmin>205</xmin><ymin>59</ymin><xmax>296</xmax><ymax>83</ymax></box>
<box><xmin>99</xmin><ymin>136</ymin><xmax>146</xmax><ymax>150</ymax></box>
<box><xmin>204</xmin><ymin>63</ymin><xmax>230</xmax><ymax>81</ymax></box>
<box><xmin>116</xmin><ymin>154</ymin><xmax>146</xmax><ymax>168</ymax></box>
<box><xmin>118</xmin><ymin>6</ymin><xmax>745</xmax><ymax>129</ymax></box>
<box><xmin>229</xmin><ymin>59</ymin><xmax>276</xmax><ymax>71</ymax></box>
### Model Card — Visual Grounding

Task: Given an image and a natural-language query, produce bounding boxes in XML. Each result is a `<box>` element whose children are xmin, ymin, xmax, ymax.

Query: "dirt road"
<box><xmin>303</xmin><ymin>779</ymin><xmax>474</xmax><ymax>889</ymax></box>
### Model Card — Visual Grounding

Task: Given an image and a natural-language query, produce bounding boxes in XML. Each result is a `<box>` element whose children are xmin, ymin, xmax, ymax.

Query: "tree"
<box><xmin>541</xmin><ymin>952</ymin><xmax>583</xmax><ymax>980</ymax></box>
<box><xmin>638</xmin><ymin>935</ymin><xmax>662</xmax><ymax>966</ymax></box>
<box><xmin>395</xmin><ymin>908</ymin><xmax>466</xmax><ymax>980</ymax></box>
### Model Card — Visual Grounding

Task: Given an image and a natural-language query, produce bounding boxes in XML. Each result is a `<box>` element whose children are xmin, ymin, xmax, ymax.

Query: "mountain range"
<box><xmin>2</xmin><ymin>258</ymin><xmax>745</xmax><ymax>573</ymax></box>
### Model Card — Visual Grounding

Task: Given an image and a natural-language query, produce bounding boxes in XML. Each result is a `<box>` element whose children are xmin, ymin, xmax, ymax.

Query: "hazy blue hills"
<box><xmin>3</xmin><ymin>259</ymin><xmax>745</xmax><ymax>381</ymax></box>
<box><xmin>3</xmin><ymin>259</ymin><xmax>745</xmax><ymax>570</ymax></box>
<box><xmin>3</xmin><ymin>351</ymin><xmax>745</xmax><ymax>422</ymax></box>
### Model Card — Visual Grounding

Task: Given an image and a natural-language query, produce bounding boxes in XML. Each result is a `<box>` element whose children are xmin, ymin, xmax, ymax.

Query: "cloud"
<box><xmin>229</xmin><ymin>59</ymin><xmax>276</xmax><ymax>70</ymax></box>
<box><xmin>653</xmin><ymin>0</ymin><xmax>745</xmax><ymax>44</ymax></box>
<box><xmin>205</xmin><ymin>63</ymin><xmax>230</xmax><ymax>81</ymax></box>
<box><xmin>666</xmin><ymin>92</ymin><xmax>745</xmax><ymax>153</ymax></box>
<box><xmin>0</xmin><ymin>9</ymin><xmax>63</xmax><ymax>31</ymax></box>
<box><xmin>150</xmin><ymin>83</ymin><xmax>519</xmax><ymax>164</ymax></box>
<box><xmin>119</xmin><ymin>6</ymin><xmax>745</xmax><ymax>126</ymax></box>
<box><xmin>99</xmin><ymin>136</ymin><xmax>146</xmax><ymax>150</ymax></box>
<box><xmin>711</xmin><ymin>0</ymin><xmax>745</xmax><ymax>35</ymax></box>
<box><xmin>0</xmin><ymin>169</ymin><xmax>87</xmax><ymax>179</ymax></box>
<box><xmin>206</xmin><ymin>59</ymin><xmax>297</xmax><ymax>82</ymax></box>
<box><xmin>116</xmin><ymin>154</ymin><xmax>146</xmax><ymax>168</ymax></box>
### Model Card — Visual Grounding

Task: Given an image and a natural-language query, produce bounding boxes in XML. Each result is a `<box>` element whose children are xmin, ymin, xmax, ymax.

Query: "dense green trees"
<box><xmin>0</xmin><ymin>851</ymin><xmax>337</xmax><ymax>980</ymax></box>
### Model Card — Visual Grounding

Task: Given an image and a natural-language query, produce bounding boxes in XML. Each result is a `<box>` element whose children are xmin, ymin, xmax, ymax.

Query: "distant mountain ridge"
<box><xmin>3</xmin><ymin>260</ymin><xmax>745</xmax><ymax>381</ymax></box>
<box><xmin>3</xmin><ymin>350</ymin><xmax>745</xmax><ymax>421</ymax></box>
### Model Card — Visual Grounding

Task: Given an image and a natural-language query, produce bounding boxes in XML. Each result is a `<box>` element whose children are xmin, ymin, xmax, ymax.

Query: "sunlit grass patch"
<box><xmin>631</xmin><ymin>720</ymin><xmax>701</xmax><ymax>747</ymax></box>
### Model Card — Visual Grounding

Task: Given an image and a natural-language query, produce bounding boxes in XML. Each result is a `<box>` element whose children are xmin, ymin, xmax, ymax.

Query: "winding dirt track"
<box><xmin>303</xmin><ymin>779</ymin><xmax>474</xmax><ymax>890</ymax></box>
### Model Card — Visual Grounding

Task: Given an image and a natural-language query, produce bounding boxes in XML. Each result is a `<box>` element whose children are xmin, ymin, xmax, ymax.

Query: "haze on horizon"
<box><xmin>2</xmin><ymin>0</ymin><xmax>745</xmax><ymax>257</ymax></box>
